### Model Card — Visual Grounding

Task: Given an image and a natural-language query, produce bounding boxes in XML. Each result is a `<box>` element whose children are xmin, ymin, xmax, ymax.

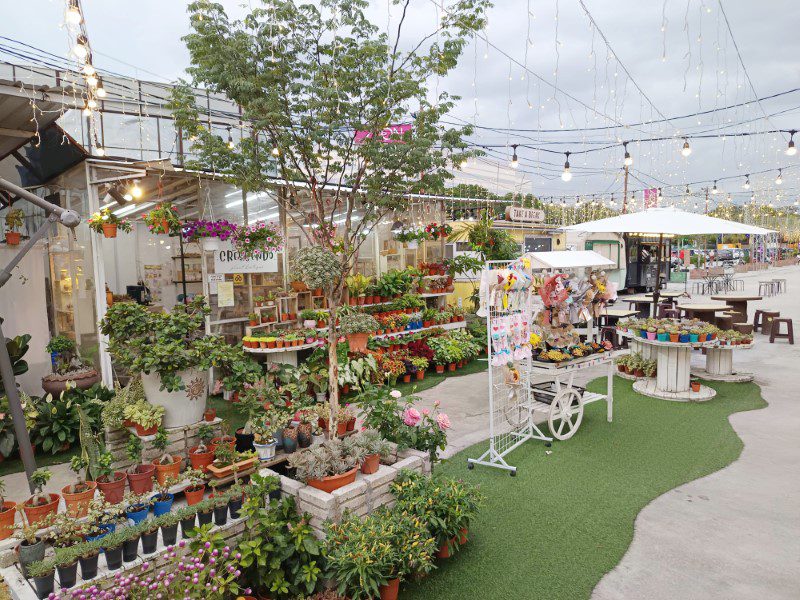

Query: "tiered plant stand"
<box><xmin>625</xmin><ymin>335</ymin><xmax>717</xmax><ymax>402</ymax></box>
<box><xmin>691</xmin><ymin>342</ymin><xmax>754</xmax><ymax>383</ymax></box>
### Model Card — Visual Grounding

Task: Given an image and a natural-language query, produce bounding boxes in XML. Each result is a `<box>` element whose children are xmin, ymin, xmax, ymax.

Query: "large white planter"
<box><xmin>140</xmin><ymin>369</ymin><xmax>207</xmax><ymax>428</ymax></box>
<box><xmin>201</xmin><ymin>237</ymin><xmax>220</xmax><ymax>252</ymax></box>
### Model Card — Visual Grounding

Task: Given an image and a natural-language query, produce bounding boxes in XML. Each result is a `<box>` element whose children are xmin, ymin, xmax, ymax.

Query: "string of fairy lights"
<box><xmin>3</xmin><ymin>0</ymin><xmax>799</xmax><ymax>239</ymax></box>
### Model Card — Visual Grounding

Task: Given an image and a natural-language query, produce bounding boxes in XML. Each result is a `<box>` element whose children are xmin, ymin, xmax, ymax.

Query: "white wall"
<box><xmin>0</xmin><ymin>244</ymin><xmax>51</xmax><ymax>395</ymax></box>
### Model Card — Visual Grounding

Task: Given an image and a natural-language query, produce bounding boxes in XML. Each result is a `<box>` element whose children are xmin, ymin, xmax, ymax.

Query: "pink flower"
<box><xmin>403</xmin><ymin>407</ymin><xmax>421</xmax><ymax>426</ymax></box>
<box><xmin>436</xmin><ymin>413</ymin><xmax>451</xmax><ymax>430</ymax></box>
<box><xmin>433</xmin><ymin>399</ymin><xmax>440</xmax><ymax>407</ymax></box>
<box><xmin>422</xmin><ymin>408</ymin><xmax>430</xmax><ymax>416</ymax></box>
<box><xmin>390</xmin><ymin>390</ymin><xmax>402</xmax><ymax>399</ymax></box>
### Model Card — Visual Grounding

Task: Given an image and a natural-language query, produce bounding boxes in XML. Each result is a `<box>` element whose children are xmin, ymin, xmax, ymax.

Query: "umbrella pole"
<box><xmin>653</xmin><ymin>233</ymin><xmax>663</xmax><ymax>316</ymax></box>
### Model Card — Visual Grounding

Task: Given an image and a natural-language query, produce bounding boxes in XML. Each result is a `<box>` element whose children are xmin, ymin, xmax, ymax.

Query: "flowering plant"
<box><xmin>393</xmin><ymin>226</ymin><xmax>427</xmax><ymax>243</ymax></box>
<box><xmin>144</xmin><ymin>201</ymin><xmax>181</xmax><ymax>234</ymax></box>
<box><xmin>87</xmin><ymin>208</ymin><xmax>132</xmax><ymax>234</ymax></box>
<box><xmin>232</xmin><ymin>221</ymin><xmax>282</xmax><ymax>256</ymax></box>
<box><xmin>424</xmin><ymin>222</ymin><xmax>452</xmax><ymax>239</ymax></box>
<box><xmin>357</xmin><ymin>387</ymin><xmax>449</xmax><ymax>462</ymax></box>
<box><xmin>182</xmin><ymin>219</ymin><xmax>238</xmax><ymax>242</ymax></box>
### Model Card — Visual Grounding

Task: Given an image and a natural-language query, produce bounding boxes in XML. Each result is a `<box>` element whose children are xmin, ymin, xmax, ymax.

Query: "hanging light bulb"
<box><xmin>95</xmin><ymin>79</ymin><xmax>107</xmax><ymax>98</ymax></box>
<box><xmin>712</xmin><ymin>180</ymin><xmax>719</xmax><ymax>194</ymax></box>
<box><xmin>95</xmin><ymin>145</ymin><xmax>105</xmax><ymax>157</ymax></box>
<box><xmin>561</xmin><ymin>152</ymin><xmax>572</xmax><ymax>182</ymax></box>
<box><xmin>72</xmin><ymin>35</ymin><xmax>89</xmax><ymax>61</ymax></box>
<box><xmin>623</xmin><ymin>142</ymin><xmax>632</xmax><ymax>166</ymax></box>
<box><xmin>81</xmin><ymin>101</ymin><xmax>91</xmax><ymax>117</ymax></box>
<box><xmin>82</xmin><ymin>62</ymin><xmax>95</xmax><ymax>76</ymax></box>
<box><xmin>271</xmin><ymin>146</ymin><xmax>280</xmax><ymax>157</ymax></box>
<box><xmin>460</xmin><ymin>158</ymin><xmax>468</xmax><ymax>169</ymax></box>
<box><xmin>123</xmin><ymin>191</ymin><xmax>133</xmax><ymax>202</ymax></box>
<box><xmin>742</xmin><ymin>175</ymin><xmax>750</xmax><ymax>190</ymax></box>
<box><xmin>65</xmin><ymin>0</ymin><xmax>82</xmax><ymax>26</ymax></box>
<box><xmin>87</xmin><ymin>98</ymin><xmax>97</xmax><ymax>109</ymax></box>
<box><xmin>681</xmin><ymin>138</ymin><xmax>692</xmax><ymax>157</ymax></box>
<box><xmin>787</xmin><ymin>130</ymin><xmax>797</xmax><ymax>156</ymax></box>
<box><xmin>130</xmin><ymin>180</ymin><xmax>143</xmax><ymax>199</ymax></box>
<box><xmin>775</xmin><ymin>169</ymin><xmax>783</xmax><ymax>185</ymax></box>
<box><xmin>227</xmin><ymin>128</ymin><xmax>235</xmax><ymax>149</ymax></box>
<box><xmin>85</xmin><ymin>74</ymin><xmax>98</xmax><ymax>88</ymax></box>
<box><xmin>510</xmin><ymin>145</ymin><xmax>519</xmax><ymax>169</ymax></box>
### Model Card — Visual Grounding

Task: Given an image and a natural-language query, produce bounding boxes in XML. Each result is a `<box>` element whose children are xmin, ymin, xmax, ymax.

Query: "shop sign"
<box><xmin>505</xmin><ymin>206</ymin><xmax>544</xmax><ymax>223</ymax></box>
<box><xmin>354</xmin><ymin>124</ymin><xmax>412</xmax><ymax>144</ymax></box>
<box><xmin>213</xmin><ymin>241</ymin><xmax>278</xmax><ymax>274</ymax></box>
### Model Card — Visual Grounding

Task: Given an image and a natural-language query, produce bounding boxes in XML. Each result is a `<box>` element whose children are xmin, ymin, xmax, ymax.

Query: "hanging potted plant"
<box><xmin>393</xmin><ymin>226</ymin><xmax>426</xmax><ymax>250</ymax></box>
<box><xmin>232</xmin><ymin>220</ymin><xmax>282</xmax><ymax>256</ymax></box>
<box><xmin>182</xmin><ymin>218</ymin><xmax>238</xmax><ymax>252</ymax></box>
<box><xmin>340</xmin><ymin>312</ymin><xmax>379</xmax><ymax>353</ymax></box>
<box><xmin>22</xmin><ymin>469</ymin><xmax>59</xmax><ymax>526</ymax></box>
<box><xmin>4</xmin><ymin>208</ymin><xmax>24</xmax><ymax>246</ymax></box>
<box><xmin>143</xmin><ymin>201</ymin><xmax>181</xmax><ymax>235</ymax></box>
<box><xmin>87</xmin><ymin>208</ymin><xmax>132</xmax><ymax>239</ymax></box>
<box><xmin>151</xmin><ymin>427</ymin><xmax>183</xmax><ymax>485</ymax></box>
<box><xmin>125</xmin><ymin>434</ymin><xmax>156</xmax><ymax>494</ymax></box>
<box><xmin>61</xmin><ymin>455</ymin><xmax>97</xmax><ymax>518</ymax></box>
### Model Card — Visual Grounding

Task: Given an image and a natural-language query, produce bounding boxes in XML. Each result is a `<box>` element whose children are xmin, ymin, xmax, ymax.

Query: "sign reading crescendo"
<box><xmin>213</xmin><ymin>241</ymin><xmax>278</xmax><ymax>274</ymax></box>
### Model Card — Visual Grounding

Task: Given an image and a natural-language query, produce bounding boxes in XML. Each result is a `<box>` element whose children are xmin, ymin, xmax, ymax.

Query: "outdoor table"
<box><xmin>676</xmin><ymin>302</ymin><xmax>729</xmax><ymax>322</ymax></box>
<box><xmin>624</xmin><ymin>334</ymin><xmax>717</xmax><ymax>401</ymax></box>
<box><xmin>599</xmin><ymin>307</ymin><xmax>638</xmax><ymax>326</ymax></box>
<box><xmin>644</xmin><ymin>290</ymin><xmax>686</xmax><ymax>306</ymax></box>
<box><xmin>692</xmin><ymin>341</ymin><xmax>755</xmax><ymax>383</ymax></box>
<box><xmin>621</xmin><ymin>295</ymin><xmax>653</xmax><ymax>317</ymax></box>
<box><xmin>710</xmin><ymin>294</ymin><xmax>762</xmax><ymax>324</ymax></box>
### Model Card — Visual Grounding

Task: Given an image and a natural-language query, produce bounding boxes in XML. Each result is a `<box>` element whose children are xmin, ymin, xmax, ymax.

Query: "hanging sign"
<box><xmin>354</xmin><ymin>124</ymin><xmax>412</xmax><ymax>144</ymax></box>
<box><xmin>213</xmin><ymin>241</ymin><xmax>278</xmax><ymax>274</ymax></box>
<box><xmin>643</xmin><ymin>188</ymin><xmax>659</xmax><ymax>209</ymax></box>
<box><xmin>505</xmin><ymin>206</ymin><xmax>545</xmax><ymax>223</ymax></box>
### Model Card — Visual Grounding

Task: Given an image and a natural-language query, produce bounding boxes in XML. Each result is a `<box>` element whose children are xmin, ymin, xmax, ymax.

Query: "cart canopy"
<box><xmin>523</xmin><ymin>250</ymin><xmax>616</xmax><ymax>270</ymax></box>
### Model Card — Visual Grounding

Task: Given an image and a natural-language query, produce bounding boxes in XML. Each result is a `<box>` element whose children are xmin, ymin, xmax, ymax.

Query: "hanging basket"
<box><xmin>101</xmin><ymin>223</ymin><xmax>118</xmax><ymax>238</ymax></box>
<box><xmin>201</xmin><ymin>237</ymin><xmax>220</xmax><ymax>252</ymax></box>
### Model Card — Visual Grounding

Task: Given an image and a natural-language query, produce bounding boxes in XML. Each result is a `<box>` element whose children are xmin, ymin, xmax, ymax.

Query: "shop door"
<box><xmin>524</xmin><ymin>236</ymin><xmax>551</xmax><ymax>253</ymax></box>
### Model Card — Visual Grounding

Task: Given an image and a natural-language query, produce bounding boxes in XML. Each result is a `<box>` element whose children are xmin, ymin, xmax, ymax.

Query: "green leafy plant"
<box><xmin>143</xmin><ymin>201</ymin><xmax>181</xmax><ymax>234</ymax></box>
<box><xmin>4</xmin><ymin>208</ymin><xmax>24</xmax><ymax>231</ymax></box>
<box><xmin>28</xmin><ymin>468</ymin><xmax>53</xmax><ymax>506</ymax></box>
<box><xmin>31</xmin><ymin>392</ymin><xmax>81</xmax><ymax>454</ymax></box>
<box><xmin>286</xmin><ymin>436</ymin><xmax>366</xmax><ymax>483</ymax></box>
<box><xmin>122</xmin><ymin>400</ymin><xmax>164</xmax><ymax>430</ymax></box>
<box><xmin>339</xmin><ymin>312</ymin><xmax>379</xmax><ymax>336</ymax></box>
<box><xmin>291</xmin><ymin>246</ymin><xmax>341</xmax><ymax>291</ymax></box>
<box><xmin>87</xmin><ymin>208</ymin><xmax>132</xmax><ymax>234</ymax></box>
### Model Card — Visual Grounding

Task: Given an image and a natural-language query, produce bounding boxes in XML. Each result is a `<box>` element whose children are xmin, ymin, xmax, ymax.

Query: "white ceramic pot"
<box><xmin>303</xmin><ymin>319</ymin><xmax>317</xmax><ymax>328</ymax></box>
<box><xmin>222</xmin><ymin>389</ymin><xmax>233</xmax><ymax>401</ymax></box>
<box><xmin>407</xmin><ymin>240</ymin><xmax>418</xmax><ymax>249</ymax></box>
<box><xmin>140</xmin><ymin>369</ymin><xmax>207</xmax><ymax>428</ymax></box>
<box><xmin>201</xmin><ymin>237</ymin><xmax>220</xmax><ymax>252</ymax></box>
<box><xmin>315</xmin><ymin>392</ymin><xmax>327</xmax><ymax>403</ymax></box>
<box><xmin>254</xmin><ymin>441</ymin><xmax>277</xmax><ymax>461</ymax></box>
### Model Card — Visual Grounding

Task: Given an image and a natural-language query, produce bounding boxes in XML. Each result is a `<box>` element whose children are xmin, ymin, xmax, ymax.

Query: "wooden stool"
<box><xmin>769</xmin><ymin>318</ymin><xmax>794</xmax><ymax>344</ymax></box>
<box><xmin>715</xmin><ymin>315</ymin><xmax>733</xmax><ymax>330</ymax></box>
<box><xmin>753</xmin><ymin>309</ymin><xmax>765</xmax><ymax>332</ymax></box>
<box><xmin>662</xmin><ymin>308</ymin><xmax>680</xmax><ymax>319</ymax></box>
<box><xmin>656</xmin><ymin>303</ymin><xmax>673</xmax><ymax>318</ymax></box>
<box><xmin>761</xmin><ymin>311</ymin><xmax>781</xmax><ymax>336</ymax></box>
<box><xmin>732</xmin><ymin>323</ymin><xmax>754</xmax><ymax>335</ymax></box>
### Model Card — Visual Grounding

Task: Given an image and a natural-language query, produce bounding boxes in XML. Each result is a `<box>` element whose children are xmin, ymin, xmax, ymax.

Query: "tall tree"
<box><xmin>171</xmin><ymin>0</ymin><xmax>490</xmax><ymax>429</ymax></box>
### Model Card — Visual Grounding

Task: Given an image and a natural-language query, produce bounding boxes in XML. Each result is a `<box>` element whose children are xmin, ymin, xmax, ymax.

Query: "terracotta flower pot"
<box><xmin>61</xmin><ymin>481</ymin><xmax>97</xmax><ymax>518</ymax></box>
<box><xmin>307</xmin><ymin>467</ymin><xmax>358</xmax><ymax>493</ymax></box>
<box><xmin>346</xmin><ymin>417</ymin><xmax>356</xmax><ymax>431</ymax></box>
<box><xmin>436</xmin><ymin>538</ymin><xmax>456</xmax><ymax>559</ymax></box>
<box><xmin>416</xmin><ymin>371</ymin><xmax>425</xmax><ymax>380</ymax></box>
<box><xmin>336</xmin><ymin>421</ymin><xmax>348</xmax><ymax>437</ymax></box>
<box><xmin>5</xmin><ymin>231</ymin><xmax>20</xmax><ymax>246</ymax></box>
<box><xmin>22</xmin><ymin>493</ymin><xmax>60</xmax><ymax>526</ymax></box>
<box><xmin>361</xmin><ymin>453</ymin><xmax>380</xmax><ymax>474</ymax></box>
<box><xmin>96</xmin><ymin>472</ymin><xmax>127</xmax><ymax>504</ymax></box>
<box><xmin>210</xmin><ymin>436</ymin><xmax>235</xmax><ymax>454</ymax></box>
<box><xmin>447</xmin><ymin>363</ymin><xmax>456</xmax><ymax>372</ymax></box>
<box><xmin>134</xmin><ymin>423</ymin><xmax>158</xmax><ymax>437</ymax></box>
<box><xmin>189</xmin><ymin>446</ymin><xmax>214</xmax><ymax>472</ymax></box>
<box><xmin>402</xmin><ymin>374</ymin><xmax>411</xmax><ymax>383</ymax></box>
<box><xmin>691</xmin><ymin>381</ymin><xmax>701</xmax><ymax>392</ymax></box>
<box><xmin>346</xmin><ymin>332</ymin><xmax>369</xmax><ymax>353</ymax></box>
<box><xmin>458</xmin><ymin>527</ymin><xmax>468</xmax><ymax>544</ymax></box>
<box><xmin>102</xmin><ymin>223</ymin><xmax>118</xmax><ymax>238</ymax></box>
<box><xmin>126</xmin><ymin>464</ymin><xmax>155</xmax><ymax>495</ymax></box>
<box><xmin>0</xmin><ymin>502</ymin><xmax>16</xmax><ymax>540</ymax></box>
<box><xmin>184</xmin><ymin>484</ymin><xmax>205</xmax><ymax>506</ymax></box>
<box><xmin>204</xmin><ymin>408</ymin><xmax>216</xmax><ymax>422</ymax></box>
<box><xmin>436</xmin><ymin>365</ymin><xmax>445</xmax><ymax>374</ymax></box>
<box><xmin>153</xmin><ymin>456</ymin><xmax>183</xmax><ymax>486</ymax></box>
<box><xmin>379</xmin><ymin>578</ymin><xmax>400</xmax><ymax>600</ymax></box>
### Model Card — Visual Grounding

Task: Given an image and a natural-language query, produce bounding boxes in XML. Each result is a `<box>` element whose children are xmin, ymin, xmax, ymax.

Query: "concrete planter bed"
<box><xmin>263</xmin><ymin>445</ymin><xmax>432</xmax><ymax>538</ymax></box>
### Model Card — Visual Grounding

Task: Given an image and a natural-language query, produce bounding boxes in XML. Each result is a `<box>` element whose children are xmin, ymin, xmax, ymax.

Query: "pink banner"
<box><xmin>354</xmin><ymin>124</ymin><xmax>412</xmax><ymax>144</ymax></box>
<box><xmin>643</xmin><ymin>188</ymin><xmax>659</xmax><ymax>209</ymax></box>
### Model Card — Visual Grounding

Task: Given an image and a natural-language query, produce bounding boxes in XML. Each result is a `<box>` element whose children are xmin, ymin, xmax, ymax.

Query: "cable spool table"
<box><xmin>625</xmin><ymin>334</ymin><xmax>717</xmax><ymax>401</ymax></box>
<box><xmin>691</xmin><ymin>342</ymin><xmax>754</xmax><ymax>382</ymax></box>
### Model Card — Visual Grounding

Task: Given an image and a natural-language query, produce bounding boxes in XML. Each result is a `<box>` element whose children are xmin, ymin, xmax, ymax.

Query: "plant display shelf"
<box><xmin>623</xmin><ymin>334</ymin><xmax>718</xmax><ymax>401</ymax></box>
<box><xmin>419</xmin><ymin>292</ymin><xmax>450</xmax><ymax>298</ymax></box>
<box><xmin>692</xmin><ymin>342</ymin><xmax>755</xmax><ymax>383</ymax></box>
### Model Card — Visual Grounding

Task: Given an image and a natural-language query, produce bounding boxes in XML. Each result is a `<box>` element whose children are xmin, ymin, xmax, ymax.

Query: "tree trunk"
<box><xmin>326</xmin><ymin>297</ymin><xmax>340</xmax><ymax>439</ymax></box>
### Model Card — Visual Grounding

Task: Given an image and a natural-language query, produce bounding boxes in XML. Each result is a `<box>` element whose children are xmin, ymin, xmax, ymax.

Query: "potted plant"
<box><xmin>41</xmin><ymin>335</ymin><xmax>100</xmax><ymax>394</ymax></box>
<box><xmin>125</xmin><ymin>434</ymin><xmax>156</xmax><ymax>494</ymax></box>
<box><xmin>15</xmin><ymin>516</ymin><xmax>46</xmax><ymax>578</ymax></box>
<box><xmin>143</xmin><ymin>201</ymin><xmax>181</xmax><ymax>235</ymax></box>
<box><xmin>0</xmin><ymin>481</ymin><xmax>14</xmax><ymax>541</ymax></box>
<box><xmin>175</xmin><ymin>504</ymin><xmax>198</xmax><ymax>539</ymax></box>
<box><xmin>22</xmin><ymin>468</ymin><xmax>59</xmax><ymax>526</ymax></box>
<box><xmin>210</xmin><ymin>422</ymin><xmax>235</xmax><ymax>454</ymax></box>
<box><xmin>287</xmin><ymin>436</ymin><xmax>365</xmax><ymax>493</ymax></box>
<box><xmin>207</xmin><ymin>444</ymin><xmax>257</xmax><ymax>479</ymax></box>
<box><xmin>235</xmin><ymin>386</ymin><xmax>271</xmax><ymax>452</ymax></box>
<box><xmin>232</xmin><ymin>221</ymin><xmax>282</xmax><ymax>257</ymax></box>
<box><xmin>140</xmin><ymin>516</ymin><xmax>160</xmax><ymax>554</ymax></box>
<box><xmin>326</xmin><ymin>508</ymin><xmax>436</xmax><ymax>600</ymax></box>
<box><xmin>196</xmin><ymin>497</ymin><xmax>214</xmax><ymax>528</ymax></box>
<box><xmin>182</xmin><ymin>467</ymin><xmax>206</xmax><ymax>506</ymax></box>
<box><xmin>123</xmin><ymin>400</ymin><xmax>165</xmax><ymax>436</ymax></box>
<box><xmin>151</xmin><ymin>427</ymin><xmax>182</xmax><ymax>485</ymax></box>
<box><xmin>26</xmin><ymin>556</ymin><xmax>56</xmax><ymax>599</ymax></box>
<box><xmin>643</xmin><ymin>359</ymin><xmax>657</xmax><ymax>379</ymax></box>
<box><xmin>159</xmin><ymin>510</ymin><xmax>181</xmax><ymax>546</ymax></box>
<box><xmin>61</xmin><ymin>455</ymin><xmax>97</xmax><ymax>518</ymax></box>
<box><xmin>87</xmin><ymin>208</ymin><xmax>132</xmax><ymax>239</ymax></box>
<box><xmin>4</xmin><ymin>207</ymin><xmax>24</xmax><ymax>245</ymax></box>
<box><xmin>282</xmin><ymin>424</ymin><xmax>299</xmax><ymax>454</ymax></box>
<box><xmin>690</xmin><ymin>378</ymin><xmax>702</xmax><ymax>392</ymax></box>
<box><xmin>300</xmin><ymin>308</ymin><xmax>319</xmax><ymax>328</ymax></box>
<box><xmin>353</xmin><ymin>431</ymin><xmax>391</xmax><ymax>474</ymax></box>
<box><xmin>252</xmin><ymin>419</ymin><xmax>279</xmax><ymax>462</ymax></box>
<box><xmin>122</xmin><ymin>522</ymin><xmax>142</xmax><ymax>563</ymax></box>
<box><xmin>182</xmin><ymin>218</ymin><xmax>238</xmax><ymax>252</ymax></box>
<box><xmin>100</xmin><ymin>529</ymin><xmax>126</xmax><ymax>571</ymax></box>
<box><xmin>123</xmin><ymin>491</ymin><xmax>150</xmax><ymax>525</ymax></box>
<box><xmin>340</xmin><ymin>312</ymin><xmax>379</xmax><ymax>353</ymax></box>
<box><xmin>150</xmin><ymin>475</ymin><xmax>178</xmax><ymax>517</ymax></box>
<box><xmin>189</xmin><ymin>424</ymin><xmax>215</xmax><ymax>471</ymax></box>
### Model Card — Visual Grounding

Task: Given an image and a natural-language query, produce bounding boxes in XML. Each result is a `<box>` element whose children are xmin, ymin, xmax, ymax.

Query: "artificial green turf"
<box><xmin>401</xmin><ymin>377</ymin><xmax>767</xmax><ymax>600</ymax></box>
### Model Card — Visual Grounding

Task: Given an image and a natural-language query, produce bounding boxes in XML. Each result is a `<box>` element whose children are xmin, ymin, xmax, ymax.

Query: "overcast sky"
<box><xmin>2</xmin><ymin>0</ymin><xmax>798</xmax><ymax>208</ymax></box>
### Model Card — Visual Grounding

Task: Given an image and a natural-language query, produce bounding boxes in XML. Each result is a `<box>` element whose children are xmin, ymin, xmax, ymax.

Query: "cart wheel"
<box><xmin>510</xmin><ymin>469</ymin><xmax>516</xmax><ymax>477</ymax></box>
<box><xmin>544</xmin><ymin>442</ymin><xmax>552</xmax><ymax>447</ymax></box>
<box><xmin>467</xmin><ymin>462</ymin><xmax>474</xmax><ymax>470</ymax></box>
<box><xmin>548</xmin><ymin>388</ymin><xmax>584</xmax><ymax>441</ymax></box>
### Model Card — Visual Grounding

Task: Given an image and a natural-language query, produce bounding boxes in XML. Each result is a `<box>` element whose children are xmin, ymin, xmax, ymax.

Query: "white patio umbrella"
<box><xmin>562</xmin><ymin>206</ymin><xmax>775</xmax><ymax>308</ymax></box>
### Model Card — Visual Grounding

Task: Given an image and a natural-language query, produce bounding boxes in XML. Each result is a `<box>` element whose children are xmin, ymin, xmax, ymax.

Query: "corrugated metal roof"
<box><xmin>0</xmin><ymin>82</ymin><xmax>65</xmax><ymax>160</ymax></box>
